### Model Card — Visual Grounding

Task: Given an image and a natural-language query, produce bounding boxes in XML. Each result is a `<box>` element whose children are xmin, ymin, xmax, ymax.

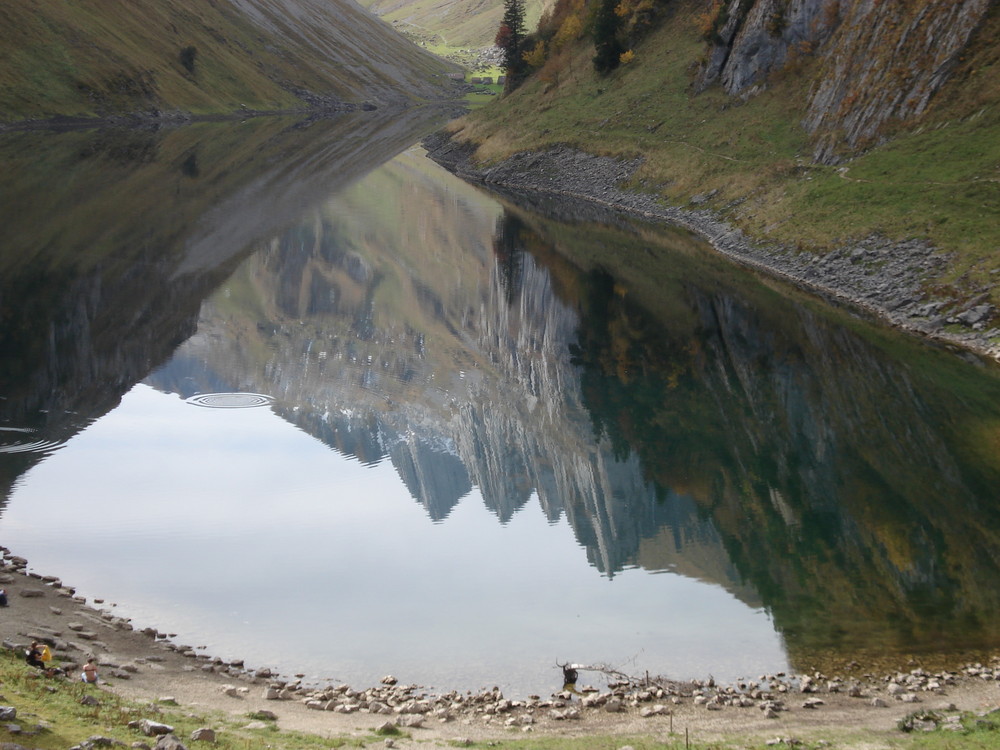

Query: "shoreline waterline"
<box><xmin>422</xmin><ymin>132</ymin><xmax>1000</xmax><ymax>366</ymax></box>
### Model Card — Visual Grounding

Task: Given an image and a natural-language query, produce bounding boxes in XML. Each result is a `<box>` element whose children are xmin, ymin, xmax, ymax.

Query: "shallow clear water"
<box><xmin>2</xmin><ymin>117</ymin><xmax>1000</xmax><ymax>697</ymax></box>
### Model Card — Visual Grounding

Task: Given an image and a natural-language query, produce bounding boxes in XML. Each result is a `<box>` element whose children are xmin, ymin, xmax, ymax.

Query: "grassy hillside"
<box><xmin>449</xmin><ymin>0</ymin><xmax>1000</xmax><ymax>308</ymax></box>
<box><xmin>0</xmin><ymin>0</ymin><xmax>459</xmax><ymax>122</ymax></box>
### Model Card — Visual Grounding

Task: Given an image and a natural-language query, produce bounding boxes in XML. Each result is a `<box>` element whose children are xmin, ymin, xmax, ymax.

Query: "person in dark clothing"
<box><xmin>26</xmin><ymin>641</ymin><xmax>45</xmax><ymax>670</ymax></box>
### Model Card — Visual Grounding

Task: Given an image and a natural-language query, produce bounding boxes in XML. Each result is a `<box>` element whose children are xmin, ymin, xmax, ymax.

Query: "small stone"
<box><xmin>870</xmin><ymin>697</ymin><xmax>888</xmax><ymax>707</ymax></box>
<box><xmin>133</xmin><ymin>719</ymin><xmax>174</xmax><ymax>736</ymax></box>
<box><xmin>604</xmin><ymin>698</ymin><xmax>624</xmax><ymax>713</ymax></box>
<box><xmin>0</xmin><ymin>707</ymin><xmax>16</xmax><ymax>721</ymax></box>
<box><xmin>189</xmin><ymin>728</ymin><xmax>215</xmax><ymax>743</ymax></box>
<box><xmin>18</xmin><ymin>589</ymin><xmax>45</xmax><ymax>598</ymax></box>
<box><xmin>153</xmin><ymin>735</ymin><xmax>186</xmax><ymax>750</ymax></box>
<box><xmin>80</xmin><ymin>695</ymin><xmax>101</xmax><ymax>707</ymax></box>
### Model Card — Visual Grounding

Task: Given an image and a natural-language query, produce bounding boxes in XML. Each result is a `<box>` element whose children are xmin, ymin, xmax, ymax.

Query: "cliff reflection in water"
<box><xmin>0</xmin><ymin>111</ymin><xmax>453</xmax><ymax>501</ymax></box>
<box><xmin>147</xmin><ymin>149</ymin><xmax>1000</xmax><ymax>673</ymax></box>
<box><xmin>523</xmin><ymin>209</ymin><xmax>1000</xmax><ymax>668</ymax></box>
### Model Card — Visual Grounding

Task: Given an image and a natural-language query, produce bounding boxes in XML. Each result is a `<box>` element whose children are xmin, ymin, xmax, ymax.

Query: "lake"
<box><xmin>2</xmin><ymin>112</ymin><xmax>1000</xmax><ymax>699</ymax></box>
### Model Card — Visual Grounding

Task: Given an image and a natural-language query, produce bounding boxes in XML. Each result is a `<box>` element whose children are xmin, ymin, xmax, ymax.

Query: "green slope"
<box><xmin>0</xmin><ymin>0</ymin><xmax>461</xmax><ymax>122</ymax></box>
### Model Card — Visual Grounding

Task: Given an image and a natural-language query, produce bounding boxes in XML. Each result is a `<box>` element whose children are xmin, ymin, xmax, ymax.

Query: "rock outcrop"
<box><xmin>697</xmin><ymin>0</ymin><xmax>992</xmax><ymax>162</ymax></box>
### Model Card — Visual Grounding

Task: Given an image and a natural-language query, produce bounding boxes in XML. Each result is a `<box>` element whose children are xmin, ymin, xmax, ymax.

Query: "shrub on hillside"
<box><xmin>179</xmin><ymin>45</ymin><xmax>197</xmax><ymax>75</ymax></box>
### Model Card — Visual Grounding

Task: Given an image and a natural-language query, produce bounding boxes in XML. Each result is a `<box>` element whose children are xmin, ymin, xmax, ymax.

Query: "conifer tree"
<box><xmin>592</xmin><ymin>0</ymin><xmax>623</xmax><ymax>74</ymax></box>
<box><xmin>496</xmin><ymin>0</ymin><xmax>527</xmax><ymax>91</ymax></box>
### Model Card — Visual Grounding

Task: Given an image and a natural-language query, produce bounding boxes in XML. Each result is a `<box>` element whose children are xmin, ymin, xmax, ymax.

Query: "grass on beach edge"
<box><xmin>0</xmin><ymin>650</ymin><xmax>379</xmax><ymax>750</ymax></box>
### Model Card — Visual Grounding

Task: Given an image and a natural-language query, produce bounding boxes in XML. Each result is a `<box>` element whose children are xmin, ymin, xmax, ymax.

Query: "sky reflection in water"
<box><xmin>4</xmin><ymin>384</ymin><xmax>786</xmax><ymax>696</ymax></box>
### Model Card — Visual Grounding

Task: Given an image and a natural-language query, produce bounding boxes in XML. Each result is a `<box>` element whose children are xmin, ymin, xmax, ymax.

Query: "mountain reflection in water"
<box><xmin>2</xmin><ymin>124</ymin><xmax>1000</xmax><ymax>696</ymax></box>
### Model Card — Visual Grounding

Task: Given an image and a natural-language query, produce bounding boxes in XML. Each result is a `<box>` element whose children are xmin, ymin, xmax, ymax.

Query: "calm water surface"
<box><xmin>2</xmin><ymin>115</ymin><xmax>1000</xmax><ymax>697</ymax></box>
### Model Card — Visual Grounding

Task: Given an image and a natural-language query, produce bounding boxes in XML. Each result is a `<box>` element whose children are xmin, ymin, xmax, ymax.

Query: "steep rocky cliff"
<box><xmin>698</xmin><ymin>0</ymin><xmax>992</xmax><ymax>161</ymax></box>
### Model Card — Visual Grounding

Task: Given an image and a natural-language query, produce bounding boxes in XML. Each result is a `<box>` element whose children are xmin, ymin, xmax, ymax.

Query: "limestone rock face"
<box><xmin>697</xmin><ymin>0</ymin><xmax>990</xmax><ymax>162</ymax></box>
<box><xmin>702</xmin><ymin>0</ymin><xmax>839</xmax><ymax>93</ymax></box>
<box><xmin>804</xmin><ymin>0</ymin><xmax>990</xmax><ymax>162</ymax></box>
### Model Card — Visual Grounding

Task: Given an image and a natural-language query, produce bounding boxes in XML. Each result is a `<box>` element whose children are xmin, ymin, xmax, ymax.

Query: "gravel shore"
<box><xmin>423</xmin><ymin>132</ymin><xmax>1000</xmax><ymax>364</ymax></box>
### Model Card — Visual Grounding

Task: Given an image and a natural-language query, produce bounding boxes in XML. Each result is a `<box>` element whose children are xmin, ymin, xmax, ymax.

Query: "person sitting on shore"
<box><xmin>0</xmin><ymin>588</ymin><xmax>7</xmax><ymax>607</ymax></box>
<box><xmin>81</xmin><ymin>658</ymin><xmax>98</xmax><ymax>684</ymax></box>
<box><xmin>26</xmin><ymin>641</ymin><xmax>45</xmax><ymax>670</ymax></box>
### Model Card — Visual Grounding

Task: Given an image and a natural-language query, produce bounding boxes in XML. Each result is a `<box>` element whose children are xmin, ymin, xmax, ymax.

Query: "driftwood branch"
<box><xmin>556</xmin><ymin>660</ymin><xmax>695</xmax><ymax>693</ymax></box>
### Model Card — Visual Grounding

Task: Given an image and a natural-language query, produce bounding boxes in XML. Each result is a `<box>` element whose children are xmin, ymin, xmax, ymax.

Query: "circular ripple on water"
<box><xmin>185</xmin><ymin>392</ymin><xmax>274</xmax><ymax>409</ymax></box>
<box><xmin>0</xmin><ymin>428</ymin><xmax>64</xmax><ymax>455</ymax></box>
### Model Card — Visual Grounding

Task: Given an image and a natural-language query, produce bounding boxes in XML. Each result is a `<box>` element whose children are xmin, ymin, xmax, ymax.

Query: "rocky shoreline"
<box><xmin>4</xmin><ymin>545</ymin><xmax>1000</xmax><ymax>744</ymax></box>
<box><xmin>422</xmin><ymin>132</ymin><xmax>1000</xmax><ymax>365</ymax></box>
